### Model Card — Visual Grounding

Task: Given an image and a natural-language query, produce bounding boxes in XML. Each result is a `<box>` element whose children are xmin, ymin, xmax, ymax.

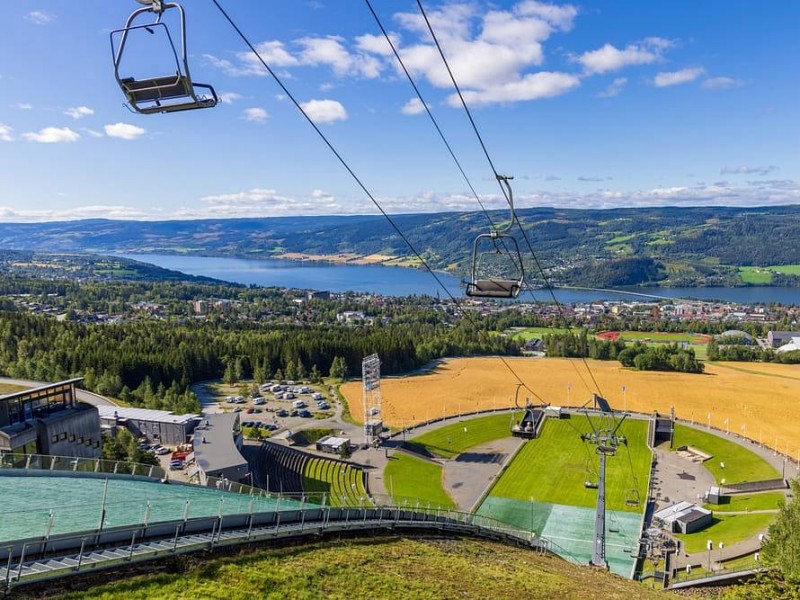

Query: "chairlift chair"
<box><xmin>465</xmin><ymin>176</ymin><xmax>525</xmax><ymax>299</ymax></box>
<box><xmin>111</xmin><ymin>0</ymin><xmax>219</xmax><ymax>114</ymax></box>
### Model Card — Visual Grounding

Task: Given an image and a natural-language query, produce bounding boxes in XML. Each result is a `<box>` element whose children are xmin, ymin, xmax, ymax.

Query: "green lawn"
<box><xmin>505</xmin><ymin>326</ymin><xmax>570</xmax><ymax>341</ymax></box>
<box><xmin>675</xmin><ymin>512</ymin><xmax>775</xmax><ymax>553</ymax></box>
<box><xmin>384</xmin><ymin>453</ymin><xmax>455</xmax><ymax>509</ymax></box>
<box><xmin>703</xmin><ymin>491</ymin><xmax>785</xmax><ymax>512</ymax></box>
<box><xmin>672</xmin><ymin>425</ymin><xmax>780</xmax><ymax>485</ymax></box>
<box><xmin>409</xmin><ymin>413</ymin><xmax>520</xmax><ymax>459</ymax></box>
<box><xmin>489</xmin><ymin>417</ymin><xmax>651</xmax><ymax>512</ymax></box>
<box><xmin>618</xmin><ymin>331</ymin><xmax>707</xmax><ymax>343</ymax></box>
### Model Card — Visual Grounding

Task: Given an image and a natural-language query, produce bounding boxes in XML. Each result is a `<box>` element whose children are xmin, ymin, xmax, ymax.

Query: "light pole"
<box><xmin>707</xmin><ymin>540</ymin><xmax>713</xmax><ymax>573</ymax></box>
<box><xmin>622</xmin><ymin>385</ymin><xmax>626</xmax><ymax>412</ymax></box>
<box><xmin>707</xmin><ymin>412</ymin><xmax>712</xmax><ymax>430</ymax></box>
<box><xmin>567</xmin><ymin>383</ymin><xmax>571</xmax><ymax>406</ymax></box>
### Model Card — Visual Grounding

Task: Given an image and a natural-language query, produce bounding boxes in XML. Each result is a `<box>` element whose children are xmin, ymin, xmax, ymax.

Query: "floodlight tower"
<box><xmin>581</xmin><ymin>394</ymin><xmax>628</xmax><ymax>570</ymax></box>
<box><xmin>362</xmin><ymin>354</ymin><xmax>382</xmax><ymax>447</ymax></box>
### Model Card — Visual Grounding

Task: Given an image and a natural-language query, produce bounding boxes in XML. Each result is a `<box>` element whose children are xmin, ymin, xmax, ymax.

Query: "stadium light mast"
<box><xmin>362</xmin><ymin>354</ymin><xmax>382</xmax><ymax>447</ymax></box>
<box><xmin>581</xmin><ymin>394</ymin><xmax>628</xmax><ymax>570</ymax></box>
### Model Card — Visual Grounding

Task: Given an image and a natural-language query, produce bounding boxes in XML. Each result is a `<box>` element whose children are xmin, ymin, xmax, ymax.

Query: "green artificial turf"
<box><xmin>488</xmin><ymin>417</ymin><xmax>651</xmax><ymax>512</ymax></box>
<box><xmin>383</xmin><ymin>452</ymin><xmax>455</xmax><ymax>508</ymax></box>
<box><xmin>409</xmin><ymin>413</ymin><xmax>520</xmax><ymax>459</ymax></box>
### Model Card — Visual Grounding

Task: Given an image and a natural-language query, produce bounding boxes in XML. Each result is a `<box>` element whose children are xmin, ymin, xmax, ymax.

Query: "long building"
<box><xmin>0</xmin><ymin>378</ymin><xmax>101</xmax><ymax>458</ymax></box>
<box><xmin>191</xmin><ymin>412</ymin><xmax>248</xmax><ymax>485</ymax></box>
<box><xmin>97</xmin><ymin>405</ymin><xmax>201</xmax><ymax>447</ymax></box>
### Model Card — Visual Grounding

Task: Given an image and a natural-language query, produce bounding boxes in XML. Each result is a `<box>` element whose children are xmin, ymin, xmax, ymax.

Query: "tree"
<box><xmin>329</xmin><ymin>356</ymin><xmax>348</xmax><ymax>381</ymax></box>
<box><xmin>762</xmin><ymin>479</ymin><xmax>800</xmax><ymax>583</ymax></box>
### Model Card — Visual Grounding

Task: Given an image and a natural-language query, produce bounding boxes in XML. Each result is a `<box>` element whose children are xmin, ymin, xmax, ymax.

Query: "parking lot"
<box><xmin>214</xmin><ymin>381</ymin><xmax>339</xmax><ymax>438</ymax></box>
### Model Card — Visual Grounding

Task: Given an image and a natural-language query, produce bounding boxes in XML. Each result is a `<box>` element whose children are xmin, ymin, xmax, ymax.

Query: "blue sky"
<box><xmin>0</xmin><ymin>1</ymin><xmax>797</xmax><ymax>221</ymax></box>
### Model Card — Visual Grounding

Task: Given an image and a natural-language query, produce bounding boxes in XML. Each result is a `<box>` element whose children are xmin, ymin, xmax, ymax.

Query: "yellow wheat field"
<box><xmin>341</xmin><ymin>357</ymin><xmax>800</xmax><ymax>458</ymax></box>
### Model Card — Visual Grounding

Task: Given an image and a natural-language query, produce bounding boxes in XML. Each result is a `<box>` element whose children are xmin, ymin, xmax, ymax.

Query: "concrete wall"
<box><xmin>38</xmin><ymin>406</ymin><xmax>101</xmax><ymax>459</ymax></box>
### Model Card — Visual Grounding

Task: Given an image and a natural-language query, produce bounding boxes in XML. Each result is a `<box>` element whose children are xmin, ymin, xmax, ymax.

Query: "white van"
<box><xmin>292</xmin><ymin>399</ymin><xmax>306</xmax><ymax>409</ymax></box>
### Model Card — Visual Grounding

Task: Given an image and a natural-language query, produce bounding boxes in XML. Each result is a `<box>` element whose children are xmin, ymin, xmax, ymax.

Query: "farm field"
<box><xmin>672</xmin><ymin>425</ymin><xmax>780</xmax><ymax>485</ymax></box>
<box><xmin>341</xmin><ymin>357</ymin><xmax>800</xmax><ymax>457</ymax></box>
<box><xmin>488</xmin><ymin>418</ymin><xmax>651</xmax><ymax>512</ymax></box>
<box><xmin>383</xmin><ymin>453</ymin><xmax>455</xmax><ymax>508</ymax></box>
<box><xmin>409</xmin><ymin>413</ymin><xmax>520</xmax><ymax>459</ymax></box>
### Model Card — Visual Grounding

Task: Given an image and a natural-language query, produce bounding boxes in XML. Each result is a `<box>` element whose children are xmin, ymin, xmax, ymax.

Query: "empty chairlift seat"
<box><xmin>111</xmin><ymin>1</ymin><xmax>219</xmax><ymax>115</ymax></box>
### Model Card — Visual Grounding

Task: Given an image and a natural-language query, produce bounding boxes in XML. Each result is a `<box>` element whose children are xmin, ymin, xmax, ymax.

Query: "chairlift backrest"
<box><xmin>466</xmin><ymin>176</ymin><xmax>525</xmax><ymax>299</ymax></box>
<box><xmin>111</xmin><ymin>1</ymin><xmax>218</xmax><ymax>114</ymax></box>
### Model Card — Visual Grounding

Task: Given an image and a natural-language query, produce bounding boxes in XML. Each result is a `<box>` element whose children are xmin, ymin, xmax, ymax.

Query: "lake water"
<box><xmin>124</xmin><ymin>253</ymin><xmax>800</xmax><ymax>305</ymax></box>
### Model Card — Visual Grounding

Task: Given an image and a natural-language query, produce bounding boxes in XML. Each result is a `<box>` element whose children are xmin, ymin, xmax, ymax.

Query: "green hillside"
<box><xmin>48</xmin><ymin>537</ymin><xmax>670</xmax><ymax>600</ymax></box>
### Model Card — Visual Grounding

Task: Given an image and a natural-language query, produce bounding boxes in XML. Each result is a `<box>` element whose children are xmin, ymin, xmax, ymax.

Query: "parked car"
<box><xmin>318</xmin><ymin>403</ymin><xmax>330</xmax><ymax>410</ymax></box>
<box><xmin>292</xmin><ymin>400</ymin><xmax>306</xmax><ymax>409</ymax></box>
<box><xmin>289</xmin><ymin>409</ymin><xmax>299</xmax><ymax>417</ymax></box>
<box><xmin>298</xmin><ymin>409</ymin><xmax>312</xmax><ymax>418</ymax></box>
<box><xmin>252</xmin><ymin>397</ymin><xmax>265</xmax><ymax>405</ymax></box>
<box><xmin>246</xmin><ymin>408</ymin><xmax>254</xmax><ymax>414</ymax></box>
<box><xmin>233</xmin><ymin>407</ymin><xmax>242</xmax><ymax>413</ymax></box>
<box><xmin>154</xmin><ymin>446</ymin><xmax>170</xmax><ymax>455</ymax></box>
<box><xmin>276</xmin><ymin>409</ymin><xmax>288</xmax><ymax>417</ymax></box>
<box><xmin>265</xmin><ymin>424</ymin><xmax>278</xmax><ymax>431</ymax></box>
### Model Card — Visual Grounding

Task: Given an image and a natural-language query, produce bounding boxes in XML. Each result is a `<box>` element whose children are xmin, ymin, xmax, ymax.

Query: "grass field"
<box><xmin>675</xmin><ymin>512</ymin><xmax>775</xmax><ymax>553</ymax></box>
<box><xmin>341</xmin><ymin>357</ymin><xmax>800</xmax><ymax>458</ymax></box>
<box><xmin>672</xmin><ymin>425</ymin><xmax>780</xmax><ymax>484</ymax></box>
<box><xmin>738</xmin><ymin>267</ymin><xmax>773</xmax><ymax>285</ymax></box>
<box><xmin>409</xmin><ymin>413</ymin><xmax>520</xmax><ymax>459</ymax></box>
<box><xmin>703</xmin><ymin>491</ymin><xmax>785</xmax><ymax>512</ymax></box>
<box><xmin>770</xmin><ymin>264</ymin><xmax>800</xmax><ymax>275</ymax></box>
<box><xmin>57</xmin><ymin>537</ymin><xmax>666</xmax><ymax>600</ymax></box>
<box><xmin>617</xmin><ymin>331</ymin><xmax>711</xmax><ymax>344</ymax></box>
<box><xmin>383</xmin><ymin>453</ymin><xmax>455</xmax><ymax>508</ymax></box>
<box><xmin>505</xmin><ymin>326</ymin><xmax>571</xmax><ymax>340</ymax></box>
<box><xmin>0</xmin><ymin>384</ymin><xmax>26</xmax><ymax>395</ymax></box>
<box><xmin>488</xmin><ymin>418</ymin><xmax>651</xmax><ymax>513</ymax></box>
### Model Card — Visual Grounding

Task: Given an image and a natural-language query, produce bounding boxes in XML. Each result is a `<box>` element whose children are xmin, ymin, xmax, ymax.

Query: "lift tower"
<box><xmin>362</xmin><ymin>354</ymin><xmax>382</xmax><ymax>447</ymax></box>
<box><xmin>581</xmin><ymin>394</ymin><xmax>628</xmax><ymax>570</ymax></box>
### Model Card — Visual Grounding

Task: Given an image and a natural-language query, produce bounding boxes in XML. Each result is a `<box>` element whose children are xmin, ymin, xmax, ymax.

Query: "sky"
<box><xmin>0</xmin><ymin>0</ymin><xmax>798</xmax><ymax>221</ymax></box>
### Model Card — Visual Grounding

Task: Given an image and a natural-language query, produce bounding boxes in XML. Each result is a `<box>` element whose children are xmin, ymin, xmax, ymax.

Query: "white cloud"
<box><xmin>104</xmin><ymin>123</ymin><xmax>146</xmax><ymax>140</ymax></box>
<box><xmin>65</xmin><ymin>106</ymin><xmax>94</xmax><ymax>120</ymax></box>
<box><xmin>0</xmin><ymin>205</ymin><xmax>150</xmax><ymax>222</ymax></box>
<box><xmin>243</xmin><ymin>107</ymin><xmax>269</xmax><ymax>123</ymax></box>
<box><xmin>218</xmin><ymin>92</ymin><xmax>242</xmax><ymax>104</ymax></box>
<box><xmin>22</xmin><ymin>127</ymin><xmax>80</xmax><ymax>144</ymax></box>
<box><xmin>297</xmin><ymin>36</ymin><xmax>382</xmax><ymax>78</ymax></box>
<box><xmin>203</xmin><ymin>2</ymin><xmax>580</xmax><ymax>108</ymax></box>
<box><xmin>702</xmin><ymin>76</ymin><xmax>744</xmax><ymax>90</ymax></box>
<box><xmin>576</xmin><ymin>38</ymin><xmax>672</xmax><ymax>75</ymax></box>
<box><xmin>0</xmin><ymin>124</ymin><xmax>13</xmax><ymax>142</ymax></box>
<box><xmin>516</xmin><ymin>1</ymin><xmax>578</xmax><ymax>31</ymax></box>
<box><xmin>597</xmin><ymin>77</ymin><xmax>627</xmax><ymax>98</ymax></box>
<box><xmin>401</xmin><ymin>98</ymin><xmax>426</xmax><ymax>115</ymax></box>
<box><xmin>12</xmin><ymin>103</ymin><xmax>33</xmax><ymax>110</ymax></box>
<box><xmin>300</xmin><ymin>99</ymin><xmax>348</xmax><ymax>123</ymax></box>
<box><xmin>721</xmin><ymin>165</ymin><xmax>778</xmax><ymax>176</ymax></box>
<box><xmin>653</xmin><ymin>67</ymin><xmax>705</xmax><ymax>87</ymax></box>
<box><xmin>25</xmin><ymin>10</ymin><xmax>54</xmax><ymax>25</ymax></box>
<box><xmin>453</xmin><ymin>71</ymin><xmax>580</xmax><ymax>106</ymax></box>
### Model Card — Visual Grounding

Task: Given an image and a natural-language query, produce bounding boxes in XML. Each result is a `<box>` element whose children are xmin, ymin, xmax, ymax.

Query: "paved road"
<box><xmin>0</xmin><ymin>377</ymin><xmax>115</xmax><ymax>407</ymax></box>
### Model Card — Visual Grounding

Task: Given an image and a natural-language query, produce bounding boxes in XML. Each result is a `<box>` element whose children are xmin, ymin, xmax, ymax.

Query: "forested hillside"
<box><xmin>1</xmin><ymin>205</ymin><xmax>800</xmax><ymax>286</ymax></box>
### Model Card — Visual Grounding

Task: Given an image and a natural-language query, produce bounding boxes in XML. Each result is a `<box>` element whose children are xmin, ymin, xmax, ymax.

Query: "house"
<box><xmin>654</xmin><ymin>501</ymin><xmax>713</xmax><ymax>534</ymax></box>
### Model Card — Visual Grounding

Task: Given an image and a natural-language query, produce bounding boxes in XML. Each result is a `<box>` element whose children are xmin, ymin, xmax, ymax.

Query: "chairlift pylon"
<box><xmin>465</xmin><ymin>175</ymin><xmax>525</xmax><ymax>299</ymax></box>
<box><xmin>111</xmin><ymin>0</ymin><xmax>219</xmax><ymax>115</ymax></box>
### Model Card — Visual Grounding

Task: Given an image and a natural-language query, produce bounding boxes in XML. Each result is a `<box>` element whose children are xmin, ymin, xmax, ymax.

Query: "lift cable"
<box><xmin>363</xmin><ymin>0</ymin><xmax>528</xmax><ymax>292</ymax></box>
<box><xmin>209</xmin><ymin>0</ymin><xmax>547</xmax><ymax>405</ymax></box>
<box><xmin>416</xmin><ymin>0</ymin><xmax>604</xmax><ymax>398</ymax></box>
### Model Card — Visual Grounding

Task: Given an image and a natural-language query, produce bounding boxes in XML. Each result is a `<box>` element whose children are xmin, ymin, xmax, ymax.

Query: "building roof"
<box><xmin>654</xmin><ymin>501</ymin><xmax>711</xmax><ymax>526</ymax></box>
<box><xmin>97</xmin><ymin>405</ymin><xmax>200</xmax><ymax>426</ymax></box>
<box><xmin>318</xmin><ymin>435</ymin><xmax>349</xmax><ymax>447</ymax></box>
<box><xmin>0</xmin><ymin>378</ymin><xmax>83</xmax><ymax>402</ymax></box>
<box><xmin>777</xmin><ymin>337</ymin><xmax>800</xmax><ymax>353</ymax></box>
<box><xmin>192</xmin><ymin>412</ymin><xmax>247</xmax><ymax>475</ymax></box>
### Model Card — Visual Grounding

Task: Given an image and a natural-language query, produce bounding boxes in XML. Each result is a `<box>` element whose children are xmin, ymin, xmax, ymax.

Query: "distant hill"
<box><xmin>1</xmin><ymin>205</ymin><xmax>800</xmax><ymax>287</ymax></box>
